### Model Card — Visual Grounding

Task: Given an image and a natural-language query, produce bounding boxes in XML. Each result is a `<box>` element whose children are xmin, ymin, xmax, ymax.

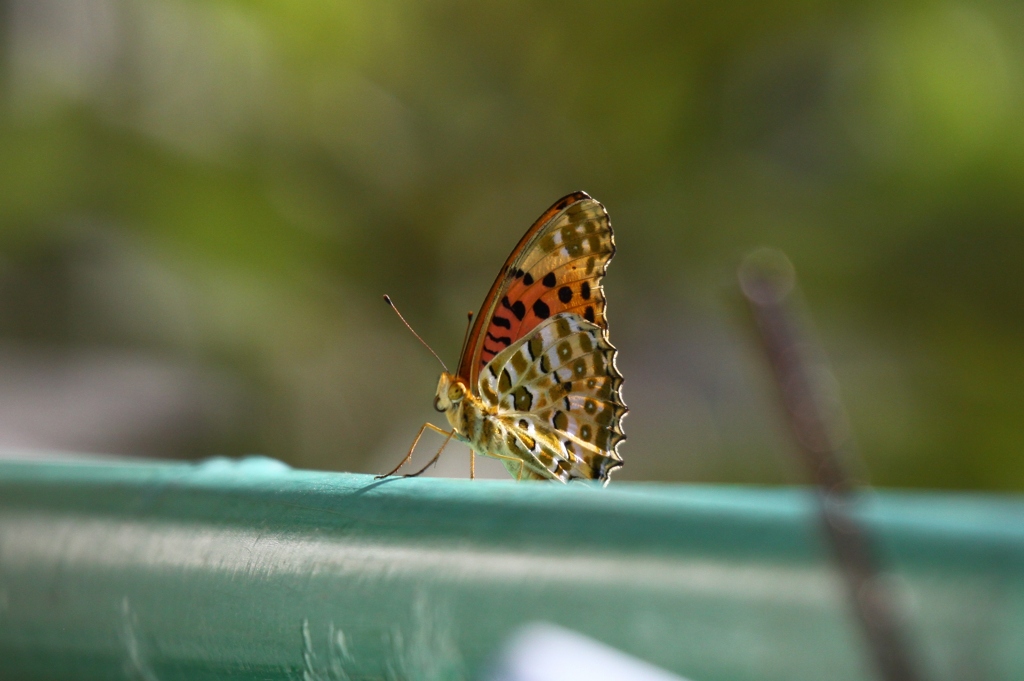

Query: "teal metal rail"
<box><xmin>0</xmin><ymin>457</ymin><xmax>1022</xmax><ymax>681</ymax></box>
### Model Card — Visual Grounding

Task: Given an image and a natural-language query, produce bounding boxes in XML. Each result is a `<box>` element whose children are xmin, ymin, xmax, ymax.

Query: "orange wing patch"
<box><xmin>468</xmin><ymin>195</ymin><xmax>616</xmax><ymax>381</ymax></box>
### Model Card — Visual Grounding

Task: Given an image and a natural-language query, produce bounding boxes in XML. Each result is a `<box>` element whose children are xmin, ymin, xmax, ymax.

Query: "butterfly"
<box><xmin>381</xmin><ymin>191</ymin><xmax>626</xmax><ymax>483</ymax></box>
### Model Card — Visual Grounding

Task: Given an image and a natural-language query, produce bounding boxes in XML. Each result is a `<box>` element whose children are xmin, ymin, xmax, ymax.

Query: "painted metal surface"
<box><xmin>0</xmin><ymin>457</ymin><xmax>1021</xmax><ymax>681</ymax></box>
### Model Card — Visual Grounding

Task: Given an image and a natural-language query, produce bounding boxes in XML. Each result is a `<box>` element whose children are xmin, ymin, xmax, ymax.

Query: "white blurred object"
<box><xmin>487</xmin><ymin>622</ymin><xmax>692</xmax><ymax>681</ymax></box>
<box><xmin>0</xmin><ymin>345</ymin><xmax>243</xmax><ymax>459</ymax></box>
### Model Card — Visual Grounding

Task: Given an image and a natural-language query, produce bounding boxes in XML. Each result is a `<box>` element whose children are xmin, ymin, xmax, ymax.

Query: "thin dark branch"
<box><xmin>739</xmin><ymin>248</ymin><xmax>923</xmax><ymax>681</ymax></box>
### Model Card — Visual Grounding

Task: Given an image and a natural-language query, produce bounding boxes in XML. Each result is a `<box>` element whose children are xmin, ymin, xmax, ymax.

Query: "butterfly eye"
<box><xmin>448</xmin><ymin>383</ymin><xmax>465</xmax><ymax>402</ymax></box>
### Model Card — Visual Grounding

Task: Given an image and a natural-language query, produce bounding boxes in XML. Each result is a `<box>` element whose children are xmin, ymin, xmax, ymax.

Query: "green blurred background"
<box><xmin>0</xmin><ymin>0</ymin><xmax>1021</xmax><ymax>489</ymax></box>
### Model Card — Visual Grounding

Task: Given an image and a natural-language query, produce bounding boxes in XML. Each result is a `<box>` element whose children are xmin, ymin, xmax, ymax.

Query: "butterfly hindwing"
<box><xmin>460</xmin><ymin>192</ymin><xmax>615</xmax><ymax>386</ymax></box>
<box><xmin>479</xmin><ymin>312</ymin><xmax>625</xmax><ymax>482</ymax></box>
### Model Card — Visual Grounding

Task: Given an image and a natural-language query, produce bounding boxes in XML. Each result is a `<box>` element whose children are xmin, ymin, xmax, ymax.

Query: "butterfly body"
<box><xmin>387</xmin><ymin>191</ymin><xmax>626</xmax><ymax>484</ymax></box>
<box><xmin>433</xmin><ymin>371</ymin><xmax>548</xmax><ymax>481</ymax></box>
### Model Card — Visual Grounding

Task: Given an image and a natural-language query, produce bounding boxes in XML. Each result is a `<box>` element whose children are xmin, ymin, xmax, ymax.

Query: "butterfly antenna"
<box><xmin>458</xmin><ymin>311</ymin><xmax>474</xmax><ymax>365</ymax></box>
<box><xmin>383</xmin><ymin>295</ymin><xmax>449</xmax><ymax>372</ymax></box>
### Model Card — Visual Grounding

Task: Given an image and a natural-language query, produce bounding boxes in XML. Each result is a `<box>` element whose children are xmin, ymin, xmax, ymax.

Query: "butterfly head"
<box><xmin>433</xmin><ymin>372</ymin><xmax>468</xmax><ymax>414</ymax></box>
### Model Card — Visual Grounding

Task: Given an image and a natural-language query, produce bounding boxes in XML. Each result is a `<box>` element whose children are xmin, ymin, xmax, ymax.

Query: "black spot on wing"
<box><xmin>533</xmin><ymin>299</ymin><xmax>550</xmax><ymax>319</ymax></box>
<box><xmin>584</xmin><ymin>306</ymin><xmax>595</xmax><ymax>323</ymax></box>
<box><xmin>558</xmin><ymin>286</ymin><xmax>573</xmax><ymax>303</ymax></box>
<box><xmin>581</xmin><ymin>281</ymin><xmax>591</xmax><ymax>300</ymax></box>
<box><xmin>492</xmin><ymin>315</ymin><xmax>511</xmax><ymax>329</ymax></box>
<box><xmin>487</xmin><ymin>332</ymin><xmax>511</xmax><ymax>347</ymax></box>
<box><xmin>503</xmin><ymin>296</ymin><xmax>526</xmax><ymax>321</ymax></box>
<box><xmin>542</xmin><ymin>272</ymin><xmax>556</xmax><ymax>287</ymax></box>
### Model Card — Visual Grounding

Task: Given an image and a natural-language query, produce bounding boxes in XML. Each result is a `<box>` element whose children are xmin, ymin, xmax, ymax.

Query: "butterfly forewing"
<box><xmin>479</xmin><ymin>312</ymin><xmax>625</xmax><ymax>482</ymax></box>
<box><xmin>459</xmin><ymin>192</ymin><xmax>615</xmax><ymax>386</ymax></box>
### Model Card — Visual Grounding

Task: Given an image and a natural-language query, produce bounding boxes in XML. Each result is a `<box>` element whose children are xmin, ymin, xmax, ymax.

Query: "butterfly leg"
<box><xmin>375</xmin><ymin>422</ymin><xmax>452</xmax><ymax>479</ymax></box>
<box><xmin>404</xmin><ymin>429</ymin><xmax>455</xmax><ymax>477</ymax></box>
<box><xmin>470</xmin><ymin>451</ymin><xmax>475</xmax><ymax>480</ymax></box>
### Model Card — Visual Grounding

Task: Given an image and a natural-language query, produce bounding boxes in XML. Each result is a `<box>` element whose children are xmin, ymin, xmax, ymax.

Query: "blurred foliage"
<box><xmin>1</xmin><ymin>0</ymin><xmax>1023</xmax><ymax>489</ymax></box>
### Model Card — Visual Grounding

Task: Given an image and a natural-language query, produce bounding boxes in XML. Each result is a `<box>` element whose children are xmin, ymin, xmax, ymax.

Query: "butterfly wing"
<box><xmin>458</xmin><ymin>192</ymin><xmax>616</xmax><ymax>386</ymax></box>
<box><xmin>478</xmin><ymin>312</ymin><xmax>626</xmax><ymax>483</ymax></box>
